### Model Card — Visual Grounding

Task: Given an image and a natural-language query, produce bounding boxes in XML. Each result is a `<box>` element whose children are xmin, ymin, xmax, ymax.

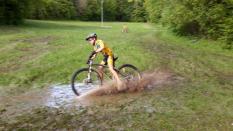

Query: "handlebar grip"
<box><xmin>86</xmin><ymin>59</ymin><xmax>90</xmax><ymax>64</ymax></box>
<box><xmin>89</xmin><ymin>51</ymin><xmax>97</xmax><ymax>59</ymax></box>
<box><xmin>86</xmin><ymin>59</ymin><xmax>93</xmax><ymax>64</ymax></box>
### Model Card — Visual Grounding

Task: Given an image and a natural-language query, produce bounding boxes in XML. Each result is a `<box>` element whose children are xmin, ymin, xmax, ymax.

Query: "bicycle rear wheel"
<box><xmin>71</xmin><ymin>68</ymin><xmax>102</xmax><ymax>96</ymax></box>
<box><xmin>118</xmin><ymin>64</ymin><xmax>141</xmax><ymax>81</ymax></box>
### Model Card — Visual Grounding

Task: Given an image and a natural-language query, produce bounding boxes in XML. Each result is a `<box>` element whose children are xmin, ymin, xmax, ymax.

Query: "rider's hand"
<box><xmin>86</xmin><ymin>59</ymin><xmax>91</xmax><ymax>64</ymax></box>
<box><xmin>89</xmin><ymin>51</ymin><xmax>97</xmax><ymax>59</ymax></box>
<box><xmin>87</xmin><ymin>51</ymin><xmax>97</xmax><ymax>64</ymax></box>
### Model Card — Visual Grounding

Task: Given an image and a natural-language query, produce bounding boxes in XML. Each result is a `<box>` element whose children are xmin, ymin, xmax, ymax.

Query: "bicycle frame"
<box><xmin>87</xmin><ymin>60</ymin><xmax>120</xmax><ymax>82</ymax></box>
<box><xmin>71</xmin><ymin>59</ymin><xmax>141</xmax><ymax>96</ymax></box>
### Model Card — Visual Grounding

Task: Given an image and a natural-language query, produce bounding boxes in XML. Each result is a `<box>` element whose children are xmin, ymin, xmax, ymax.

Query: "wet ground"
<box><xmin>0</xmin><ymin>84</ymin><xmax>96</xmax><ymax>118</ymax></box>
<box><xmin>0</xmin><ymin>70</ymin><xmax>183</xmax><ymax>129</ymax></box>
<box><xmin>1</xmin><ymin>70</ymin><xmax>176</xmax><ymax>112</ymax></box>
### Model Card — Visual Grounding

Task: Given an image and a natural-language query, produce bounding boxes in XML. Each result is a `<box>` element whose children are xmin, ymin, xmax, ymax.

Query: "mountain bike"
<box><xmin>71</xmin><ymin>58</ymin><xmax>141</xmax><ymax>96</ymax></box>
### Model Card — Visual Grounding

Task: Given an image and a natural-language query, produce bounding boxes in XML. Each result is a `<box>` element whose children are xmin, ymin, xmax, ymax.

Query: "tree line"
<box><xmin>0</xmin><ymin>0</ymin><xmax>146</xmax><ymax>23</ymax></box>
<box><xmin>145</xmin><ymin>0</ymin><xmax>233</xmax><ymax>48</ymax></box>
<box><xmin>0</xmin><ymin>0</ymin><xmax>232</xmax><ymax>48</ymax></box>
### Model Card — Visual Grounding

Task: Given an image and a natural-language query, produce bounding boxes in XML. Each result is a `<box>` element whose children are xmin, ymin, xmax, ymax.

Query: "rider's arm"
<box><xmin>90</xmin><ymin>53</ymin><xmax>97</xmax><ymax>59</ymax></box>
<box><xmin>89</xmin><ymin>51</ymin><xmax>97</xmax><ymax>60</ymax></box>
<box><xmin>95</xmin><ymin>40</ymin><xmax>104</xmax><ymax>53</ymax></box>
<box><xmin>87</xmin><ymin>51</ymin><xmax>96</xmax><ymax>64</ymax></box>
<box><xmin>95</xmin><ymin>47</ymin><xmax>104</xmax><ymax>53</ymax></box>
<box><xmin>88</xmin><ymin>41</ymin><xmax>104</xmax><ymax>61</ymax></box>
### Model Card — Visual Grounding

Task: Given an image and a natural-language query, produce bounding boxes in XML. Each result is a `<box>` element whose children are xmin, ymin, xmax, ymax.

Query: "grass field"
<box><xmin>0</xmin><ymin>20</ymin><xmax>233</xmax><ymax>130</ymax></box>
<box><xmin>0</xmin><ymin>20</ymin><xmax>155</xmax><ymax>91</ymax></box>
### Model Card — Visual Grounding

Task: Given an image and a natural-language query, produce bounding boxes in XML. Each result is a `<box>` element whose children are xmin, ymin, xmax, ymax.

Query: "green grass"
<box><xmin>0</xmin><ymin>20</ymin><xmax>155</xmax><ymax>89</ymax></box>
<box><xmin>0</xmin><ymin>20</ymin><xmax>233</xmax><ymax>130</ymax></box>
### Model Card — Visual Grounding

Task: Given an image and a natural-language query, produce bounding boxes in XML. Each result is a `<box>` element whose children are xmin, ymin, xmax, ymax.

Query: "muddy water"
<box><xmin>0</xmin><ymin>84</ymin><xmax>97</xmax><ymax>117</ymax></box>
<box><xmin>0</xmin><ymin>84</ymin><xmax>122</xmax><ymax>115</ymax></box>
<box><xmin>0</xmin><ymin>83</ymin><xmax>138</xmax><ymax>115</ymax></box>
<box><xmin>0</xmin><ymin>69</ymin><xmax>181</xmax><ymax>119</ymax></box>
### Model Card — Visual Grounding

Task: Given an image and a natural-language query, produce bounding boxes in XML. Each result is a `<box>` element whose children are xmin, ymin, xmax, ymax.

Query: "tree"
<box><xmin>129</xmin><ymin>0</ymin><xmax>146</xmax><ymax>22</ymax></box>
<box><xmin>0</xmin><ymin>0</ymin><xmax>31</xmax><ymax>25</ymax></box>
<box><xmin>73</xmin><ymin>0</ymin><xmax>87</xmax><ymax>18</ymax></box>
<box><xmin>28</xmin><ymin>0</ymin><xmax>76</xmax><ymax>20</ymax></box>
<box><xmin>115</xmin><ymin>0</ymin><xmax>133</xmax><ymax>21</ymax></box>
<box><xmin>80</xmin><ymin>0</ymin><xmax>100</xmax><ymax>21</ymax></box>
<box><xmin>144</xmin><ymin>0</ymin><xmax>233</xmax><ymax>46</ymax></box>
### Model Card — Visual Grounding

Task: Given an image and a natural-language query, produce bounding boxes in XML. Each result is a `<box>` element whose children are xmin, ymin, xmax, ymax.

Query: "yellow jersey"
<box><xmin>94</xmin><ymin>39</ymin><xmax>113</xmax><ymax>56</ymax></box>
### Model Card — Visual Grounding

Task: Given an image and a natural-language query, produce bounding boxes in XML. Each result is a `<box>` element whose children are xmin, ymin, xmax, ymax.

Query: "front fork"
<box><xmin>86</xmin><ymin>61</ymin><xmax>93</xmax><ymax>84</ymax></box>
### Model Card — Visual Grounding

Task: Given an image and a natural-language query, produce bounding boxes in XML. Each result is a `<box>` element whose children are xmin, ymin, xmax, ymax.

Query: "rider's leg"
<box><xmin>98</xmin><ymin>61</ymin><xmax>105</xmax><ymax>80</ymax></box>
<box><xmin>108</xmin><ymin>56</ymin><xmax>126</xmax><ymax>91</ymax></box>
<box><xmin>98</xmin><ymin>55</ymin><xmax>109</xmax><ymax>81</ymax></box>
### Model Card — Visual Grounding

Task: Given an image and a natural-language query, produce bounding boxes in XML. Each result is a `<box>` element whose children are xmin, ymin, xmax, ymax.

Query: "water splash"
<box><xmin>80</xmin><ymin>69</ymin><xmax>180</xmax><ymax>98</ymax></box>
<box><xmin>0</xmin><ymin>69</ymin><xmax>182</xmax><ymax>118</ymax></box>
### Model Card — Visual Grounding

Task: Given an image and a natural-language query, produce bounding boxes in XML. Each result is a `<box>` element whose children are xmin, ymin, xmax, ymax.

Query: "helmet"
<box><xmin>85</xmin><ymin>33</ymin><xmax>97</xmax><ymax>41</ymax></box>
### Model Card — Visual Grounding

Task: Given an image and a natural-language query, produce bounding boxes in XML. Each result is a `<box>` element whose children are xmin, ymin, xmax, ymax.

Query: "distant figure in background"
<box><xmin>122</xmin><ymin>25</ymin><xmax>128</xmax><ymax>33</ymax></box>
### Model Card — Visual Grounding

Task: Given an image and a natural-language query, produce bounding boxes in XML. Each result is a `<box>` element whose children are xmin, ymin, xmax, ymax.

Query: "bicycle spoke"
<box><xmin>118</xmin><ymin>64</ymin><xmax>141</xmax><ymax>81</ymax></box>
<box><xmin>71</xmin><ymin>68</ymin><xmax>102</xmax><ymax>95</ymax></box>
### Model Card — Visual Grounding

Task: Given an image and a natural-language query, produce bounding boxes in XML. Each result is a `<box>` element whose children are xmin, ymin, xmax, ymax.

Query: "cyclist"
<box><xmin>85</xmin><ymin>33</ymin><xmax>125</xmax><ymax>91</ymax></box>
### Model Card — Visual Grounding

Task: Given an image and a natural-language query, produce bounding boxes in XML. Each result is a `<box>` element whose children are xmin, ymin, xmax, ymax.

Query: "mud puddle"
<box><xmin>0</xmin><ymin>69</ymin><xmax>182</xmax><ymax>119</ymax></box>
<box><xmin>0</xmin><ymin>84</ymin><xmax>97</xmax><ymax>118</ymax></box>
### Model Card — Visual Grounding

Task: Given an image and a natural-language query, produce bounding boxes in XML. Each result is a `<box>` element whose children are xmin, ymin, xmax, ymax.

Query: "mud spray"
<box><xmin>0</xmin><ymin>69</ymin><xmax>182</xmax><ymax>118</ymax></box>
<box><xmin>79</xmin><ymin>69</ymin><xmax>181</xmax><ymax>99</ymax></box>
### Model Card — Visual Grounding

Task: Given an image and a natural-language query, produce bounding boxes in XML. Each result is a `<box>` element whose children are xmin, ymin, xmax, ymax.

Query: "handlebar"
<box><xmin>87</xmin><ymin>59</ymin><xmax>93</xmax><ymax>65</ymax></box>
<box><xmin>89</xmin><ymin>60</ymin><xmax>93</xmax><ymax>65</ymax></box>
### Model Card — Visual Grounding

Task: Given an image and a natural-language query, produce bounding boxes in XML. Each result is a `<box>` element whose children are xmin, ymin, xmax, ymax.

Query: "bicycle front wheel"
<box><xmin>71</xmin><ymin>68</ymin><xmax>102</xmax><ymax>96</ymax></box>
<box><xmin>118</xmin><ymin>64</ymin><xmax>141</xmax><ymax>81</ymax></box>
